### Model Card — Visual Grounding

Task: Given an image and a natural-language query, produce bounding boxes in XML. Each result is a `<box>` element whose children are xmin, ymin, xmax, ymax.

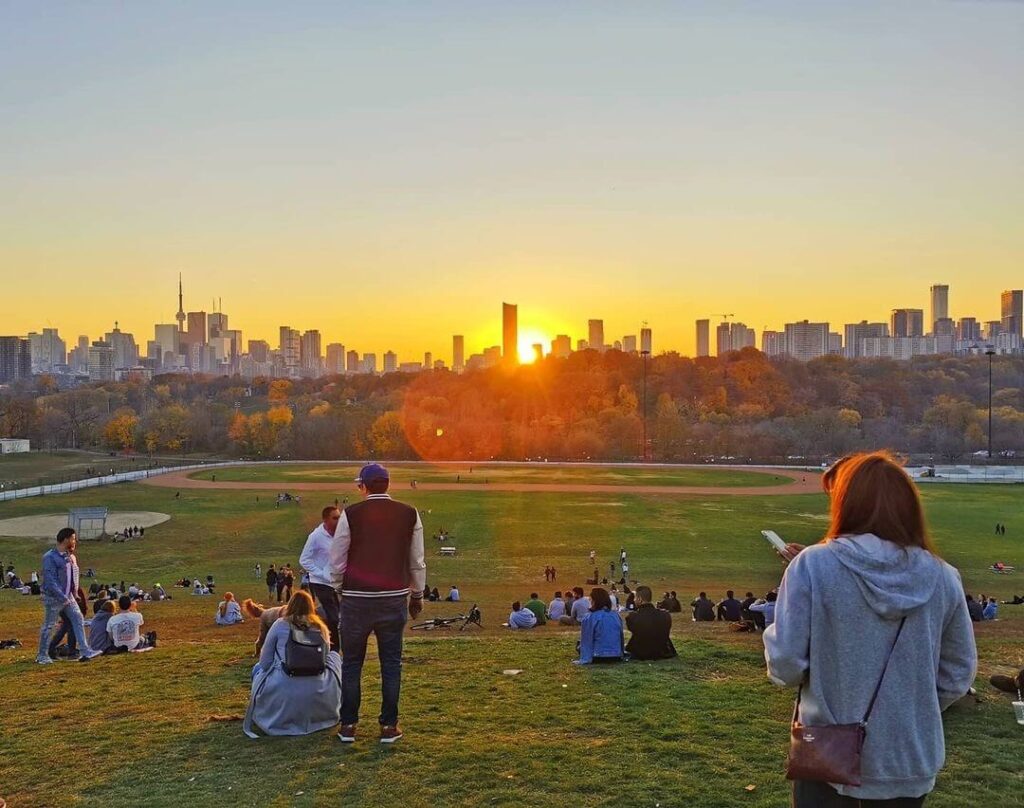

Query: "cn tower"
<box><xmin>176</xmin><ymin>274</ymin><xmax>186</xmax><ymax>332</ymax></box>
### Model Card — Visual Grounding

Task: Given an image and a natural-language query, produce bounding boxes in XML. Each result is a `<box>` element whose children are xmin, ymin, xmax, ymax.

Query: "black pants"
<box><xmin>793</xmin><ymin>780</ymin><xmax>926</xmax><ymax>808</ymax></box>
<box><xmin>309</xmin><ymin>583</ymin><xmax>341</xmax><ymax>652</ymax></box>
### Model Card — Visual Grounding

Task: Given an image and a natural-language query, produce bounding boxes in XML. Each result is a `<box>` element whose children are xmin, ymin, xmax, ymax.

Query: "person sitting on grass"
<box><xmin>107</xmin><ymin>595</ymin><xmax>157</xmax><ymax>652</ymax></box>
<box><xmin>89</xmin><ymin>600</ymin><xmax>116</xmax><ymax>654</ymax></box>
<box><xmin>982</xmin><ymin>598</ymin><xmax>998</xmax><ymax>621</ymax></box>
<box><xmin>576</xmin><ymin>588</ymin><xmax>624</xmax><ymax>664</ymax></box>
<box><xmin>508</xmin><ymin>601</ymin><xmax>538</xmax><ymax>629</ymax></box>
<box><xmin>215</xmin><ymin>592</ymin><xmax>244</xmax><ymax>625</ymax></box>
<box><xmin>523</xmin><ymin>593</ymin><xmax>547</xmax><ymax>626</ymax></box>
<box><xmin>716</xmin><ymin>590</ymin><xmax>743</xmax><ymax>622</ymax></box>
<box><xmin>565</xmin><ymin>586</ymin><xmax>591</xmax><ymax>626</ymax></box>
<box><xmin>242</xmin><ymin>598</ymin><xmax>287</xmax><ymax>656</ymax></box>
<box><xmin>748</xmin><ymin>591</ymin><xmax>777</xmax><ymax>629</ymax></box>
<box><xmin>625</xmin><ymin>585</ymin><xmax>677</xmax><ymax>661</ymax></box>
<box><xmin>965</xmin><ymin>594</ymin><xmax>984</xmax><ymax>622</ymax></box>
<box><xmin>243</xmin><ymin>589</ymin><xmax>342</xmax><ymax>738</ymax></box>
<box><xmin>446</xmin><ymin>585</ymin><xmax>460</xmax><ymax>602</ymax></box>
<box><xmin>691</xmin><ymin>592</ymin><xmax>715</xmax><ymax>622</ymax></box>
<box><xmin>548</xmin><ymin>591</ymin><xmax>566</xmax><ymax>622</ymax></box>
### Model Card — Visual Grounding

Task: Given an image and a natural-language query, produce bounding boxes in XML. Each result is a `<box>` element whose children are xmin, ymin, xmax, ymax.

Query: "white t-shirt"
<box><xmin>107</xmin><ymin>611</ymin><xmax>145</xmax><ymax>649</ymax></box>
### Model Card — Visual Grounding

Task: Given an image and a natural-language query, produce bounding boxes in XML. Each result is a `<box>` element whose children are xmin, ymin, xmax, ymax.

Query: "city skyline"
<box><xmin>2</xmin><ymin>3</ymin><xmax>1022</xmax><ymax>358</ymax></box>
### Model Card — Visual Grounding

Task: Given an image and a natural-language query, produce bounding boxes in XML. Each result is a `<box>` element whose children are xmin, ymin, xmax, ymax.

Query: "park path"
<box><xmin>141</xmin><ymin>467</ymin><xmax>822</xmax><ymax>497</ymax></box>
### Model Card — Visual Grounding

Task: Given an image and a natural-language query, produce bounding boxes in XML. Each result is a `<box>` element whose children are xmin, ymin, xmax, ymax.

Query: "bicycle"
<box><xmin>410</xmin><ymin>604</ymin><xmax>482</xmax><ymax>631</ymax></box>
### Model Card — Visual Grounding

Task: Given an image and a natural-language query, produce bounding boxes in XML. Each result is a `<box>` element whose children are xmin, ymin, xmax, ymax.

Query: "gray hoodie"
<box><xmin>764</xmin><ymin>533</ymin><xmax>976</xmax><ymax>800</ymax></box>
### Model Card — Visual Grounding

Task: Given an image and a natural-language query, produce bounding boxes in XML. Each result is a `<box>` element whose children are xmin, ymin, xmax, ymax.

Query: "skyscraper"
<box><xmin>929</xmin><ymin>285</ymin><xmax>949</xmax><ymax>332</ymax></box>
<box><xmin>453</xmin><ymin>335</ymin><xmax>465</xmax><ymax>373</ymax></box>
<box><xmin>208</xmin><ymin>312</ymin><xmax>229</xmax><ymax>340</ymax></box>
<box><xmin>326</xmin><ymin>343</ymin><xmax>346</xmax><ymax>374</ymax></box>
<box><xmin>248</xmin><ymin>340</ymin><xmax>270</xmax><ymax>363</ymax></box>
<box><xmin>346</xmin><ymin>350</ymin><xmax>360</xmax><ymax>373</ymax></box>
<box><xmin>695</xmin><ymin>319</ymin><xmax>710</xmax><ymax>358</ymax></box>
<box><xmin>761</xmin><ymin>330</ymin><xmax>786</xmax><ymax>357</ymax></box>
<box><xmin>784</xmin><ymin>321</ymin><xmax>830</xmax><ymax>362</ymax></box>
<box><xmin>844</xmin><ymin>321</ymin><xmax>889</xmax><ymax>358</ymax></box>
<box><xmin>588</xmin><ymin>320</ymin><xmax>605</xmax><ymax>352</ymax></box>
<box><xmin>87</xmin><ymin>340</ymin><xmax>114</xmax><ymax>382</ymax></box>
<box><xmin>186</xmin><ymin>311</ymin><xmax>207</xmax><ymax>348</ymax></box>
<box><xmin>551</xmin><ymin>334</ymin><xmax>572</xmax><ymax>358</ymax></box>
<box><xmin>383</xmin><ymin>350</ymin><xmax>398</xmax><ymax>373</ymax></box>
<box><xmin>957</xmin><ymin>318</ymin><xmax>981</xmax><ymax>342</ymax></box>
<box><xmin>104</xmin><ymin>322</ymin><xmax>139</xmax><ymax>369</ymax></box>
<box><xmin>27</xmin><ymin>328</ymin><xmax>66</xmax><ymax>373</ymax></box>
<box><xmin>0</xmin><ymin>337</ymin><xmax>31</xmax><ymax>383</ymax></box>
<box><xmin>532</xmin><ymin>344</ymin><xmax>543</xmax><ymax>363</ymax></box>
<box><xmin>715</xmin><ymin>322</ymin><xmax>731</xmax><ymax>356</ymax></box>
<box><xmin>1001</xmin><ymin>289</ymin><xmax>1023</xmax><ymax>338</ymax></box>
<box><xmin>502</xmin><ymin>303</ymin><xmax>518</xmax><ymax>363</ymax></box>
<box><xmin>300</xmin><ymin>330</ymin><xmax>322</xmax><ymax>376</ymax></box>
<box><xmin>640</xmin><ymin>327</ymin><xmax>652</xmax><ymax>355</ymax></box>
<box><xmin>891</xmin><ymin>309</ymin><xmax>924</xmax><ymax>338</ymax></box>
<box><xmin>279</xmin><ymin>326</ymin><xmax>300</xmax><ymax>376</ymax></box>
<box><xmin>622</xmin><ymin>335</ymin><xmax>637</xmax><ymax>353</ymax></box>
<box><xmin>154</xmin><ymin>324</ymin><xmax>180</xmax><ymax>369</ymax></box>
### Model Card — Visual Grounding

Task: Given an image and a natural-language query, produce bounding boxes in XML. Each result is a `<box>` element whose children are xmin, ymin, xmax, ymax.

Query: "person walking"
<box><xmin>331</xmin><ymin>463</ymin><xmax>426</xmax><ymax>744</ymax></box>
<box><xmin>300</xmin><ymin>505</ymin><xmax>343</xmax><ymax>652</ymax></box>
<box><xmin>36</xmin><ymin>528</ymin><xmax>101</xmax><ymax>664</ymax></box>
<box><xmin>765</xmin><ymin>452</ymin><xmax>976</xmax><ymax>807</ymax></box>
<box><xmin>265</xmin><ymin>565</ymin><xmax>278</xmax><ymax>600</ymax></box>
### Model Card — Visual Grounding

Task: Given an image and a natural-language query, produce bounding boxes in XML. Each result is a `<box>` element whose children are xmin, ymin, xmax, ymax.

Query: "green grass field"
<box><xmin>0</xmin><ymin>450</ymin><xmax>199</xmax><ymax>489</ymax></box>
<box><xmin>0</xmin><ymin>471</ymin><xmax>1021</xmax><ymax>807</ymax></box>
<box><xmin>189</xmin><ymin>462</ymin><xmax>792</xmax><ymax>488</ymax></box>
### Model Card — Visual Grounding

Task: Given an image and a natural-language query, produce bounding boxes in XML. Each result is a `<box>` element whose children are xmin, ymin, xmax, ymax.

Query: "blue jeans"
<box><xmin>339</xmin><ymin>595</ymin><xmax>407</xmax><ymax>726</ymax></box>
<box><xmin>37</xmin><ymin>596</ymin><xmax>91</xmax><ymax>661</ymax></box>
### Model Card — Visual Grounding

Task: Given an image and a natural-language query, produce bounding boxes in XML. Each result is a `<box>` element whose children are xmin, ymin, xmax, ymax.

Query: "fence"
<box><xmin>908</xmin><ymin>465</ymin><xmax>1024</xmax><ymax>484</ymax></box>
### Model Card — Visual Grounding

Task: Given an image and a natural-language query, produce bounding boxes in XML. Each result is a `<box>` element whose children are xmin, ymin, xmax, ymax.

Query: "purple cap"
<box><xmin>355</xmin><ymin>463</ymin><xmax>390</xmax><ymax>484</ymax></box>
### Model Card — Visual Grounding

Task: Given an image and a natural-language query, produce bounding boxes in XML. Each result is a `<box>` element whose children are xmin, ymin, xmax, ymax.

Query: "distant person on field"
<box><xmin>243</xmin><ymin>590</ymin><xmax>342</xmax><ymax>738</ymax></box>
<box><xmin>691</xmin><ymin>592</ymin><xmax>715</xmax><ymax>622</ymax></box>
<box><xmin>107</xmin><ymin>595</ymin><xmax>157</xmax><ymax>652</ymax></box>
<box><xmin>523</xmin><ymin>593</ymin><xmax>547</xmax><ymax>625</ymax></box>
<box><xmin>740</xmin><ymin>591</ymin><xmax>757</xmax><ymax>622</ymax></box>
<box><xmin>716</xmin><ymin>590</ymin><xmax>742</xmax><ymax>622</ymax></box>
<box><xmin>36</xmin><ymin>528</ymin><xmax>101</xmax><ymax>664</ymax></box>
<box><xmin>982</xmin><ymin>598</ymin><xmax>998</xmax><ymax>621</ymax></box>
<box><xmin>965</xmin><ymin>594</ymin><xmax>984</xmax><ymax>622</ymax></box>
<box><xmin>266</xmin><ymin>565</ymin><xmax>278</xmax><ymax>599</ymax></box>
<box><xmin>446</xmin><ymin>585</ymin><xmax>460</xmax><ymax>602</ymax></box>
<box><xmin>548</xmin><ymin>591</ymin><xmax>566</xmax><ymax>621</ymax></box>
<box><xmin>748</xmin><ymin>591</ymin><xmax>777</xmax><ymax>628</ymax></box>
<box><xmin>215</xmin><ymin>592</ymin><xmax>244</xmax><ymax>625</ymax></box>
<box><xmin>330</xmin><ymin>463</ymin><xmax>426</xmax><ymax>745</ymax></box>
<box><xmin>508</xmin><ymin>600</ymin><xmax>538</xmax><ymax>629</ymax></box>
<box><xmin>576</xmin><ymin>588</ymin><xmax>624</xmax><ymax>664</ymax></box>
<box><xmin>625</xmin><ymin>585</ymin><xmax>677</xmax><ymax>661</ymax></box>
<box><xmin>764</xmin><ymin>451</ymin><xmax>976</xmax><ymax>807</ymax></box>
<box><xmin>300</xmin><ymin>506</ymin><xmax>342</xmax><ymax>651</ymax></box>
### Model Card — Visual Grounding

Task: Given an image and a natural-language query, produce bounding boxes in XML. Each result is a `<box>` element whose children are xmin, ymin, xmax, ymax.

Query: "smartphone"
<box><xmin>761</xmin><ymin>530</ymin><xmax>788</xmax><ymax>553</ymax></box>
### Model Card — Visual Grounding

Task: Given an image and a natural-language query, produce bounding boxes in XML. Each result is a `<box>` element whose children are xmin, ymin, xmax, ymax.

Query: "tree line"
<box><xmin>2</xmin><ymin>349</ymin><xmax>1023</xmax><ymax>464</ymax></box>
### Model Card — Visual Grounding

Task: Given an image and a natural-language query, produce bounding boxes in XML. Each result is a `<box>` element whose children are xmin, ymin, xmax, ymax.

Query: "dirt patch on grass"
<box><xmin>0</xmin><ymin>511</ymin><xmax>170</xmax><ymax>539</ymax></box>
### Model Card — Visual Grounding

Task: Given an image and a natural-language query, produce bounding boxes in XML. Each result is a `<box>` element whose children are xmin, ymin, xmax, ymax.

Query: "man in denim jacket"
<box><xmin>36</xmin><ymin>528</ymin><xmax>100</xmax><ymax>664</ymax></box>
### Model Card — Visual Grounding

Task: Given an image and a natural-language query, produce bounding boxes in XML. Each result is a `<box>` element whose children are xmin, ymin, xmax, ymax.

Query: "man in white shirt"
<box><xmin>548</xmin><ymin>591</ymin><xmax>566</xmax><ymax>621</ymax></box>
<box><xmin>300</xmin><ymin>505</ymin><xmax>342</xmax><ymax>651</ymax></box>
<box><xmin>107</xmin><ymin>595</ymin><xmax>155</xmax><ymax>651</ymax></box>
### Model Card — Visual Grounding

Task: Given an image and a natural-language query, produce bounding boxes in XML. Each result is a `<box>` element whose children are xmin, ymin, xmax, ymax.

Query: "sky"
<box><xmin>2</xmin><ymin>1</ymin><xmax>1022</xmax><ymax>361</ymax></box>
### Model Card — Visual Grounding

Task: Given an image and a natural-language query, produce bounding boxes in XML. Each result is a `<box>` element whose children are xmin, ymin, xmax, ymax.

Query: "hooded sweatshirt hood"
<box><xmin>827</xmin><ymin>533</ymin><xmax>942</xmax><ymax>619</ymax></box>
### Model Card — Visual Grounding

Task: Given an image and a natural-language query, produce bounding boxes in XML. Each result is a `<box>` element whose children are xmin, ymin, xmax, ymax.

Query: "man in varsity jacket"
<box><xmin>331</xmin><ymin>463</ymin><xmax>426</xmax><ymax>744</ymax></box>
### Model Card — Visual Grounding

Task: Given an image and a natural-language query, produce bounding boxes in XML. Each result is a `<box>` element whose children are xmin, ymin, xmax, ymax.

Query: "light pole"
<box><xmin>985</xmin><ymin>348</ymin><xmax>995</xmax><ymax>459</ymax></box>
<box><xmin>640</xmin><ymin>349</ymin><xmax>650</xmax><ymax>461</ymax></box>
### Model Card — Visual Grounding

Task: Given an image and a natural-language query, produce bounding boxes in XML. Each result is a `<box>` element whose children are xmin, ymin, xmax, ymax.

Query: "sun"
<box><xmin>517</xmin><ymin>329</ymin><xmax>550</xmax><ymax>364</ymax></box>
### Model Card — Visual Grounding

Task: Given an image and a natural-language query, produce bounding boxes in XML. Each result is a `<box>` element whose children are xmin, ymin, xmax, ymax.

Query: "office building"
<box><xmin>346</xmin><ymin>350</ymin><xmax>360</xmax><ymax>373</ymax></box>
<box><xmin>929</xmin><ymin>284</ymin><xmax>949</xmax><ymax>332</ymax></box>
<box><xmin>715</xmin><ymin>322</ymin><xmax>731</xmax><ymax>356</ymax></box>
<box><xmin>483</xmin><ymin>346</ymin><xmax>501</xmax><ymax>367</ymax></box>
<box><xmin>717</xmin><ymin>322</ymin><xmax>754</xmax><ymax>354</ymax></box>
<box><xmin>186</xmin><ymin>311</ymin><xmax>207</xmax><ymax>348</ymax></box>
<box><xmin>622</xmin><ymin>335</ymin><xmax>637</xmax><ymax>354</ymax></box>
<box><xmin>891</xmin><ymin>309</ymin><xmax>924</xmax><ymax>338</ymax></box>
<box><xmin>844</xmin><ymin>321</ymin><xmax>889</xmax><ymax>358</ymax></box>
<box><xmin>423</xmin><ymin>352</ymin><xmax>432</xmax><ymax>369</ymax></box>
<box><xmin>383</xmin><ymin>351</ymin><xmax>398</xmax><ymax>373</ymax></box>
<box><xmin>588</xmin><ymin>320</ymin><xmax>605</xmax><ymax>352</ymax></box>
<box><xmin>1001</xmin><ymin>289</ymin><xmax>1023</xmax><ymax>338</ymax></box>
<box><xmin>695</xmin><ymin>319</ymin><xmax>710</xmax><ymax>358</ymax></box>
<box><xmin>279</xmin><ymin>327</ymin><xmax>300</xmax><ymax>377</ymax></box>
<box><xmin>957</xmin><ymin>318</ymin><xmax>981</xmax><ymax>342</ymax></box>
<box><xmin>68</xmin><ymin>336</ymin><xmax>89</xmax><ymax>374</ymax></box>
<box><xmin>104</xmin><ymin>322</ymin><xmax>139</xmax><ymax>369</ymax></box>
<box><xmin>27</xmin><ymin>328</ymin><xmax>66</xmax><ymax>373</ymax></box>
<box><xmin>828</xmin><ymin>332</ymin><xmax>843</xmax><ymax>354</ymax></box>
<box><xmin>300</xmin><ymin>330</ymin><xmax>322</xmax><ymax>376</ymax></box>
<box><xmin>248</xmin><ymin>340</ymin><xmax>270</xmax><ymax>363</ymax></box>
<box><xmin>640</xmin><ymin>327</ymin><xmax>652</xmax><ymax>355</ymax></box>
<box><xmin>503</xmin><ymin>302</ymin><xmax>518</xmax><ymax>363</ymax></box>
<box><xmin>0</xmin><ymin>337</ymin><xmax>31</xmax><ymax>383</ymax></box>
<box><xmin>362</xmin><ymin>353</ymin><xmax>377</xmax><ymax>374</ymax></box>
<box><xmin>551</xmin><ymin>334</ymin><xmax>572</xmax><ymax>358</ymax></box>
<box><xmin>326</xmin><ymin>343</ymin><xmax>346</xmax><ymax>374</ymax></box>
<box><xmin>87</xmin><ymin>340</ymin><xmax>115</xmax><ymax>382</ymax></box>
<box><xmin>784</xmin><ymin>321</ymin><xmax>830</xmax><ymax>362</ymax></box>
<box><xmin>208</xmin><ymin>312</ymin><xmax>229</xmax><ymax>340</ymax></box>
<box><xmin>576</xmin><ymin>339</ymin><xmax>588</xmax><ymax>352</ymax></box>
<box><xmin>985</xmin><ymin>321</ymin><xmax>1003</xmax><ymax>341</ymax></box>
<box><xmin>761</xmin><ymin>330</ymin><xmax>786</xmax><ymax>357</ymax></box>
<box><xmin>154</xmin><ymin>324</ymin><xmax>180</xmax><ymax>369</ymax></box>
<box><xmin>933</xmin><ymin>317</ymin><xmax>955</xmax><ymax>338</ymax></box>
<box><xmin>453</xmin><ymin>335</ymin><xmax>465</xmax><ymax>373</ymax></box>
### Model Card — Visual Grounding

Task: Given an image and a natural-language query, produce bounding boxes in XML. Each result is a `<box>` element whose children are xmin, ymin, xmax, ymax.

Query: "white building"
<box><xmin>0</xmin><ymin>438</ymin><xmax>30</xmax><ymax>454</ymax></box>
<box><xmin>784</xmin><ymin>321</ymin><xmax>830</xmax><ymax>362</ymax></box>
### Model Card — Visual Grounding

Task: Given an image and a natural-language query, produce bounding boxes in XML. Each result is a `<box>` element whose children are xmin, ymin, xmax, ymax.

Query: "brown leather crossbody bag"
<box><xmin>786</xmin><ymin>616</ymin><xmax>906</xmax><ymax>786</ymax></box>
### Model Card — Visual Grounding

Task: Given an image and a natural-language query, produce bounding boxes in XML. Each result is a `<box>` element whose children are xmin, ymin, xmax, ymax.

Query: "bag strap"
<box><xmin>792</xmin><ymin>615</ymin><xmax>906</xmax><ymax>727</ymax></box>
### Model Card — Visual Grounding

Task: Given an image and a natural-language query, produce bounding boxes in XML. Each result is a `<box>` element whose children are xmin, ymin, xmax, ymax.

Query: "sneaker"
<box><xmin>79</xmin><ymin>649</ymin><xmax>102</xmax><ymax>661</ymax></box>
<box><xmin>146</xmin><ymin>631</ymin><xmax>158</xmax><ymax>648</ymax></box>
<box><xmin>379</xmin><ymin>725</ymin><xmax>403</xmax><ymax>744</ymax></box>
<box><xmin>337</xmin><ymin>724</ymin><xmax>357</xmax><ymax>743</ymax></box>
<box><xmin>36</xmin><ymin>657</ymin><xmax>54</xmax><ymax>665</ymax></box>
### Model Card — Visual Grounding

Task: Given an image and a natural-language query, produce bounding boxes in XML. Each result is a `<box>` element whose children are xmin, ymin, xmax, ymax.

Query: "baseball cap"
<box><xmin>355</xmin><ymin>463</ymin><xmax>390</xmax><ymax>484</ymax></box>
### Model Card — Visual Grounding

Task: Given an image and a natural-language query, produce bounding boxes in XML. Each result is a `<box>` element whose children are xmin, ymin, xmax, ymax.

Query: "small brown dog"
<box><xmin>241</xmin><ymin>599</ymin><xmax>286</xmax><ymax>657</ymax></box>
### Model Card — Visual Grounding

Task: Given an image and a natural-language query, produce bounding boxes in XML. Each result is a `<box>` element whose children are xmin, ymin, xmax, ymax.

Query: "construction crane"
<box><xmin>711</xmin><ymin>313</ymin><xmax>735</xmax><ymax>321</ymax></box>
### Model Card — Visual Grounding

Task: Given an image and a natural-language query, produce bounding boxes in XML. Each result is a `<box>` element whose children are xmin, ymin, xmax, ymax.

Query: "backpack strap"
<box><xmin>860</xmin><ymin>616</ymin><xmax>906</xmax><ymax>725</ymax></box>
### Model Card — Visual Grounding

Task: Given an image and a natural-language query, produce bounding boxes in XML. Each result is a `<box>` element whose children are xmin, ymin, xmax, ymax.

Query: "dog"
<box><xmin>241</xmin><ymin>599</ymin><xmax>286</xmax><ymax>657</ymax></box>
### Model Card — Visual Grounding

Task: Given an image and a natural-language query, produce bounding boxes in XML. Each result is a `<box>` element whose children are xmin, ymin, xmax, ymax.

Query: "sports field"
<box><xmin>0</xmin><ymin>465</ymin><xmax>1021</xmax><ymax>807</ymax></box>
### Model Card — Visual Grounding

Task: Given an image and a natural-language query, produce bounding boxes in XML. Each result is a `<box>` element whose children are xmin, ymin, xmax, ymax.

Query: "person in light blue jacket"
<box><xmin>576</xmin><ymin>588</ymin><xmax>624</xmax><ymax>664</ymax></box>
<box><xmin>765</xmin><ymin>453</ymin><xmax>976</xmax><ymax>807</ymax></box>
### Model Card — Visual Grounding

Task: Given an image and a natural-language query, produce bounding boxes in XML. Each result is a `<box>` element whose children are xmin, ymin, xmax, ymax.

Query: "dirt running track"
<box><xmin>141</xmin><ymin>467</ymin><xmax>823</xmax><ymax>497</ymax></box>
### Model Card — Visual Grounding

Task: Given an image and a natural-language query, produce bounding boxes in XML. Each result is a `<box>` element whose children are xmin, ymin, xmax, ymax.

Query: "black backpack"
<box><xmin>282</xmin><ymin>626</ymin><xmax>328</xmax><ymax>676</ymax></box>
